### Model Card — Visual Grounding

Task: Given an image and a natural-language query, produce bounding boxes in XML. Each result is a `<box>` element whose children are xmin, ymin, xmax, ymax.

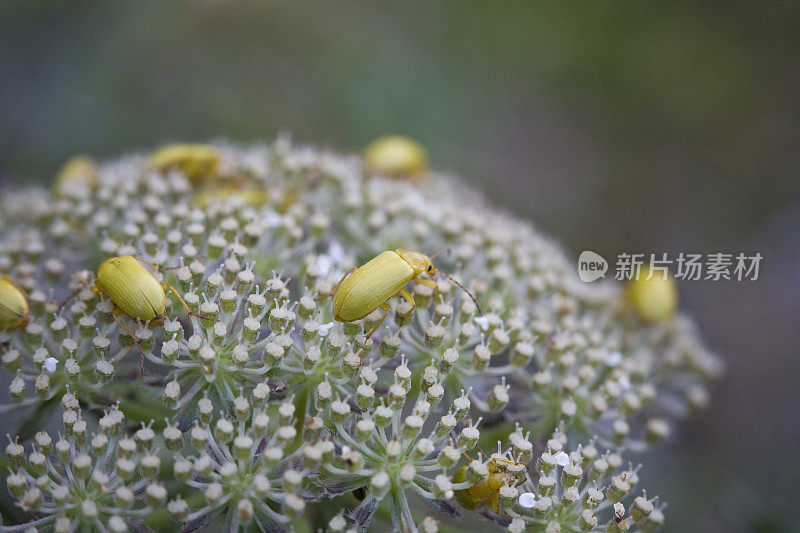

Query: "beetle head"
<box><xmin>396</xmin><ymin>250</ymin><xmax>434</xmax><ymax>276</ymax></box>
<box><xmin>149</xmin><ymin>314</ymin><xmax>166</xmax><ymax>327</ymax></box>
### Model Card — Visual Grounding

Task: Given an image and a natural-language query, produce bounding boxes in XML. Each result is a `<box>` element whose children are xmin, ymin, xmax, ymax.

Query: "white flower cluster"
<box><xmin>0</xmin><ymin>139</ymin><xmax>720</xmax><ymax>531</ymax></box>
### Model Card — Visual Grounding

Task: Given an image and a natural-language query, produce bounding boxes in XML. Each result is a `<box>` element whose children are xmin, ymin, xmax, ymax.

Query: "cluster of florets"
<box><xmin>0</xmin><ymin>139</ymin><xmax>720</xmax><ymax>531</ymax></box>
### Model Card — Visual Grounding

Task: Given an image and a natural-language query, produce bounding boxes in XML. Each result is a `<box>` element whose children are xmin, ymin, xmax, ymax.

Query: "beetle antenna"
<box><xmin>438</xmin><ymin>270</ymin><xmax>481</xmax><ymax>315</ymax></box>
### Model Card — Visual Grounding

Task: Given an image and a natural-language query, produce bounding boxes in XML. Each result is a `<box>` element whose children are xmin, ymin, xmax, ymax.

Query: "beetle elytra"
<box><xmin>0</xmin><ymin>275</ymin><xmax>29</xmax><ymax>329</ymax></box>
<box><xmin>94</xmin><ymin>255</ymin><xmax>192</xmax><ymax>370</ymax></box>
<box><xmin>319</xmin><ymin>249</ymin><xmax>480</xmax><ymax>338</ymax></box>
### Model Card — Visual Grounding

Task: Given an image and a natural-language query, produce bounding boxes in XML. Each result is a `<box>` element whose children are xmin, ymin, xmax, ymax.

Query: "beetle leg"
<box><xmin>414</xmin><ymin>276</ymin><xmax>439</xmax><ymax>300</ymax></box>
<box><xmin>162</xmin><ymin>284</ymin><xmax>196</xmax><ymax>317</ymax></box>
<box><xmin>112</xmin><ymin>308</ymin><xmax>145</xmax><ymax>373</ymax></box>
<box><xmin>314</xmin><ymin>267</ymin><xmax>356</xmax><ymax>301</ymax></box>
<box><xmin>474</xmin><ymin>442</ymin><xmax>491</xmax><ymax>461</ymax></box>
<box><xmin>451</xmin><ymin>432</ymin><xmax>479</xmax><ymax>462</ymax></box>
<box><xmin>364</xmin><ymin>302</ymin><xmax>391</xmax><ymax>339</ymax></box>
<box><xmin>399</xmin><ymin>287</ymin><xmax>416</xmax><ymax>322</ymax></box>
<box><xmin>473</xmin><ymin>489</ymin><xmax>502</xmax><ymax>513</ymax></box>
<box><xmin>414</xmin><ymin>277</ymin><xmax>437</xmax><ymax>289</ymax></box>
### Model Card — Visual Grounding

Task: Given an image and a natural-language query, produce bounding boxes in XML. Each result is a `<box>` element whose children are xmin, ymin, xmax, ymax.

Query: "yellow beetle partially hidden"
<box><xmin>626</xmin><ymin>266</ymin><xmax>678</xmax><ymax>323</ymax></box>
<box><xmin>363</xmin><ymin>136</ymin><xmax>429</xmax><ymax>183</ymax></box>
<box><xmin>319</xmin><ymin>249</ymin><xmax>480</xmax><ymax>338</ymax></box>
<box><xmin>148</xmin><ymin>143</ymin><xmax>221</xmax><ymax>185</ymax></box>
<box><xmin>0</xmin><ymin>275</ymin><xmax>29</xmax><ymax>329</ymax></box>
<box><xmin>94</xmin><ymin>256</ymin><xmax>192</xmax><ymax>370</ymax></box>
<box><xmin>453</xmin><ymin>455</ymin><xmax>527</xmax><ymax>513</ymax></box>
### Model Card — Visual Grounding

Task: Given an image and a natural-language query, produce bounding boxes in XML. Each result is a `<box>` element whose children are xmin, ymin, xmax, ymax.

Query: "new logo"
<box><xmin>578</xmin><ymin>250</ymin><xmax>608</xmax><ymax>282</ymax></box>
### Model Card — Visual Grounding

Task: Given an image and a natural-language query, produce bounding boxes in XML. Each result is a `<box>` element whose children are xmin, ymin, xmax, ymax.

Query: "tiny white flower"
<box><xmin>518</xmin><ymin>492</ymin><xmax>537</xmax><ymax>508</ymax></box>
<box><xmin>554</xmin><ymin>451</ymin><xmax>570</xmax><ymax>467</ymax></box>
<box><xmin>606</xmin><ymin>351</ymin><xmax>623</xmax><ymax>367</ymax></box>
<box><xmin>314</xmin><ymin>255</ymin><xmax>334</xmax><ymax>277</ymax></box>
<box><xmin>318</xmin><ymin>322</ymin><xmax>334</xmax><ymax>337</ymax></box>
<box><xmin>327</xmin><ymin>241</ymin><xmax>346</xmax><ymax>263</ymax></box>
<box><xmin>43</xmin><ymin>357</ymin><xmax>59</xmax><ymax>373</ymax></box>
<box><xmin>263</xmin><ymin>211</ymin><xmax>283</xmax><ymax>228</ymax></box>
<box><xmin>473</xmin><ymin>316</ymin><xmax>490</xmax><ymax>331</ymax></box>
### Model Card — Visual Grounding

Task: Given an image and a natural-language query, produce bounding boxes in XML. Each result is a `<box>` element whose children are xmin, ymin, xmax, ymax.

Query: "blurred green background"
<box><xmin>1</xmin><ymin>1</ymin><xmax>799</xmax><ymax>531</ymax></box>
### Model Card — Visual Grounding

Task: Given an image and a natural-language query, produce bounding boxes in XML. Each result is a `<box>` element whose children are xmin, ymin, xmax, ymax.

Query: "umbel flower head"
<box><xmin>0</xmin><ymin>138</ymin><xmax>721</xmax><ymax>531</ymax></box>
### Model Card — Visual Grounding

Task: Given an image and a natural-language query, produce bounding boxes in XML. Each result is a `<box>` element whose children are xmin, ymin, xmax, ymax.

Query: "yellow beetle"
<box><xmin>626</xmin><ymin>266</ymin><xmax>678</xmax><ymax>322</ymax></box>
<box><xmin>54</xmin><ymin>155</ymin><xmax>98</xmax><ymax>197</ymax></box>
<box><xmin>0</xmin><ymin>275</ymin><xmax>29</xmax><ymax>329</ymax></box>
<box><xmin>453</xmin><ymin>456</ymin><xmax>527</xmax><ymax>513</ymax></box>
<box><xmin>94</xmin><ymin>256</ymin><xmax>192</xmax><ymax>370</ymax></box>
<box><xmin>148</xmin><ymin>143</ymin><xmax>221</xmax><ymax>185</ymax></box>
<box><xmin>191</xmin><ymin>187</ymin><xmax>268</xmax><ymax>209</ymax></box>
<box><xmin>363</xmin><ymin>136</ymin><xmax>428</xmax><ymax>183</ymax></box>
<box><xmin>320</xmin><ymin>249</ymin><xmax>480</xmax><ymax>338</ymax></box>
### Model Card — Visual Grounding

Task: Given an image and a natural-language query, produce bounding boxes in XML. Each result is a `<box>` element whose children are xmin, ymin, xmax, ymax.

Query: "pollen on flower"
<box><xmin>0</xmin><ymin>139</ymin><xmax>720</xmax><ymax>531</ymax></box>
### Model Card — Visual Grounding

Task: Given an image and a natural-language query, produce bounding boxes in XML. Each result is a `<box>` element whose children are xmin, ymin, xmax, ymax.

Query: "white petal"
<box><xmin>473</xmin><ymin>316</ymin><xmax>490</xmax><ymax>331</ymax></box>
<box><xmin>518</xmin><ymin>492</ymin><xmax>537</xmax><ymax>508</ymax></box>
<box><xmin>554</xmin><ymin>451</ymin><xmax>570</xmax><ymax>467</ymax></box>
<box><xmin>263</xmin><ymin>211</ymin><xmax>283</xmax><ymax>228</ymax></box>
<box><xmin>318</xmin><ymin>322</ymin><xmax>334</xmax><ymax>337</ymax></box>
<box><xmin>314</xmin><ymin>255</ymin><xmax>333</xmax><ymax>277</ymax></box>
<box><xmin>606</xmin><ymin>351</ymin><xmax>623</xmax><ymax>367</ymax></box>
<box><xmin>327</xmin><ymin>241</ymin><xmax>346</xmax><ymax>263</ymax></box>
<box><xmin>43</xmin><ymin>357</ymin><xmax>59</xmax><ymax>373</ymax></box>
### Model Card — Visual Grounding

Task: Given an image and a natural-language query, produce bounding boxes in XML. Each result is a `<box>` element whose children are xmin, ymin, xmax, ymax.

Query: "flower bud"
<box><xmin>437</xmin><ymin>446</ymin><xmax>461</xmax><ymax>468</ymax></box>
<box><xmin>412</xmin><ymin>438</ymin><xmax>435</xmax><ymax>461</ymax></box>
<box><xmin>538</xmin><ymin>475</ymin><xmax>556</xmax><ymax>496</ymax></box>
<box><xmin>431</xmin><ymin>474</ymin><xmax>453</xmax><ymax>500</ymax></box>
<box><xmin>380</xmin><ymin>333</ymin><xmax>401</xmax><ymax>358</ymax></box>
<box><xmin>135</xmin><ymin>425</ymin><xmax>155</xmax><ymax>452</ymax></box>
<box><xmin>424</xmin><ymin>323</ymin><xmax>445</xmax><ymax>348</ymax></box>
<box><xmin>140</xmin><ymin>455</ymin><xmax>161</xmax><ymax>479</ymax></box>
<box><xmin>276</xmin><ymin>425</ymin><xmax>297</xmax><ymax>447</ymax></box>
<box><xmin>403</xmin><ymin>415</ymin><xmax>424</xmax><ymax>440</ymax></box>
<box><xmin>607</xmin><ymin>475</ymin><xmax>631</xmax><ymax>501</ymax></box>
<box><xmin>472</xmin><ymin>344</ymin><xmax>491</xmax><ymax>371</ymax></box>
<box><xmin>330</xmin><ymin>398</ymin><xmax>351</xmax><ymax>424</ymax></box>
<box><xmin>435</xmin><ymin>413</ymin><xmax>456</xmax><ymax>438</ymax></box>
<box><xmin>497</xmin><ymin>483</ymin><xmax>518</xmax><ymax>509</ymax></box>
<box><xmin>28</xmin><ymin>450</ymin><xmax>48</xmax><ymax>476</ymax></box>
<box><xmin>370</xmin><ymin>471</ymin><xmax>390</xmax><ymax>498</ymax></box>
<box><xmin>283</xmin><ymin>469</ymin><xmax>303</xmax><ymax>493</ymax></box>
<box><xmin>72</xmin><ymin>454</ymin><xmax>92</xmax><ymax>479</ymax></box>
<box><xmin>579</xmin><ymin>509</ymin><xmax>598</xmax><ymax>531</ymax></box>
<box><xmin>6</xmin><ymin>473</ymin><xmax>27</xmax><ymax>498</ymax></box>
<box><xmin>373</xmin><ymin>404</ymin><xmax>393</xmax><ymax>427</ymax></box>
<box><xmin>388</xmin><ymin>383</ymin><xmax>407</xmax><ymax>409</ymax></box>
<box><xmin>215</xmin><ymin>419</ymin><xmax>234</xmax><ymax>443</ymax></box>
<box><xmin>283</xmin><ymin>494</ymin><xmax>306</xmax><ymax>520</ymax></box>
<box><xmin>342</xmin><ymin>351</ymin><xmax>362</xmax><ymax>378</ymax></box>
<box><xmin>438</xmin><ymin>348</ymin><xmax>459</xmax><ymax>374</ymax></box>
<box><xmin>233</xmin><ymin>435</ymin><xmax>254</xmax><ymax>460</ymax></box>
<box><xmin>487</xmin><ymin>380</ymin><xmax>510</xmax><ymax>411</ymax></box>
<box><xmin>316</xmin><ymin>381</ymin><xmax>333</xmax><ymax>410</ymax></box>
<box><xmin>168</xmin><ymin>497</ymin><xmax>190</xmax><ymax>522</ymax></box>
